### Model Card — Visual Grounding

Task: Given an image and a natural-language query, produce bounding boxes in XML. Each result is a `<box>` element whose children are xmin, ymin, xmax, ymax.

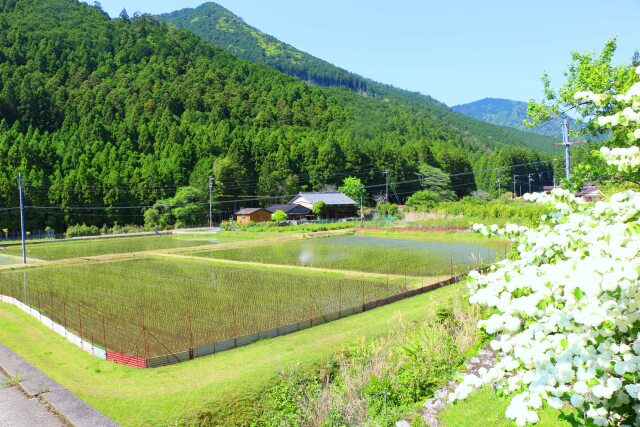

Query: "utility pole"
<box><xmin>512</xmin><ymin>175</ymin><xmax>516</xmax><ymax>199</ymax></box>
<box><xmin>562</xmin><ymin>119</ymin><xmax>570</xmax><ymax>180</ymax></box>
<box><xmin>497</xmin><ymin>177</ymin><xmax>501</xmax><ymax>198</ymax></box>
<box><xmin>528</xmin><ymin>173</ymin><xmax>534</xmax><ymax>194</ymax></box>
<box><xmin>554</xmin><ymin>119</ymin><xmax>584</xmax><ymax>182</ymax></box>
<box><xmin>360</xmin><ymin>193</ymin><xmax>364</xmax><ymax>222</ymax></box>
<box><xmin>18</xmin><ymin>173</ymin><xmax>26</xmax><ymax>264</ymax></box>
<box><xmin>208</xmin><ymin>176</ymin><xmax>214</xmax><ymax>228</ymax></box>
<box><xmin>383</xmin><ymin>170</ymin><xmax>389</xmax><ymax>203</ymax></box>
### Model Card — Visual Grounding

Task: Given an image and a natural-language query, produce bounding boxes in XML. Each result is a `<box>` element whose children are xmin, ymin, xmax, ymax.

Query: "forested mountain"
<box><xmin>157</xmin><ymin>3</ymin><xmax>558</xmax><ymax>153</ymax></box>
<box><xmin>0</xmin><ymin>0</ymin><xmax>553</xmax><ymax>231</ymax></box>
<box><xmin>452</xmin><ymin>98</ymin><xmax>581</xmax><ymax>140</ymax></box>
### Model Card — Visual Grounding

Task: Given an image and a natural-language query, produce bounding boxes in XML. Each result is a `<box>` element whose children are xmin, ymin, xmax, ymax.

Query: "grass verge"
<box><xmin>0</xmin><ymin>281</ymin><xmax>465</xmax><ymax>426</ymax></box>
<box><xmin>440</xmin><ymin>386</ymin><xmax>576</xmax><ymax>426</ymax></box>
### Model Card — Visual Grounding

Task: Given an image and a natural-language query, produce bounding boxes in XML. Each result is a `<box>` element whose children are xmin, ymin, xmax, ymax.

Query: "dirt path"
<box><xmin>157</xmin><ymin>252</ymin><xmax>440</xmax><ymax>284</ymax></box>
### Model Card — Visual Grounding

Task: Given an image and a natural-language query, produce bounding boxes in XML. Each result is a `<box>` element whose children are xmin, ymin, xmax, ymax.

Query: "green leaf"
<box><xmin>573</xmin><ymin>287</ymin><xmax>585</xmax><ymax>301</ymax></box>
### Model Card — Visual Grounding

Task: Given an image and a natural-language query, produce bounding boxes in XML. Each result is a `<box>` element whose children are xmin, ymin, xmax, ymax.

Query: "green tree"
<box><xmin>154</xmin><ymin>186</ymin><xmax>207</xmax><ymax>228</ymax></box>
<box><xmin>143</xmin><ymin>207</ymin><xmax>160</xmax><ymax>228</ymax></box>
<box><xmin>339</xmin><ymin>176</ymin><xmax>366</xmax><ymax>207</ymax></box>
<box><xmin>271</xmin><ymin>210</ymin><xmax>287</xmax><ymax>222</ymax></box>
<box><xmin>527</xmin><ymin>38</ymin><xmax>637</xmax><ymax>143</ymax></box>
<box><xmin>416</xmin><ymin>164</ymin><xmax>456</xmax><ymax>200</ymax></box>
<box><xmin>312</xmin><ymin>201</ymin><xmax>327</xmax><ymax>219</ymax></box>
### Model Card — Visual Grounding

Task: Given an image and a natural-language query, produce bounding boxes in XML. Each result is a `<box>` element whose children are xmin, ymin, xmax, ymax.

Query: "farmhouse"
<box><xmin>265</xmin><ymin>204</ymin><xmax>313</xmax><ymax>220</ymax></box>
<box><xmin>576</xmin><ymin>181</ymin><xmax>603</xmax><ymax>202</ymax></box>
<box><xmin>234</xmin><ymin>207</ymin><xmax>272</xmax><ymax>224</ymax></box>
<box><xmin>289</xmin><ymin>192</ymin><xmax>358</xmax><ymax>219</ymax></box>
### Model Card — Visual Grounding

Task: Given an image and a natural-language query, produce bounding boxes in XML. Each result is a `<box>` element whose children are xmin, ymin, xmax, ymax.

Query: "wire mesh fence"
<box><xmin>0</xmin><ymin>245</ymin><xmax>492</xmax><ymax>368</ymax></box>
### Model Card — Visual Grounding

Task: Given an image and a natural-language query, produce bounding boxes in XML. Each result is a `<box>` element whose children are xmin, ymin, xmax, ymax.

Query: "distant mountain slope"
<box><xmin>156</xmin><ymin>3</ymin><xmax>559</xmax><ymax>153</ymax></box>
<box><xmin>452</xmin><ymin>98</ymin><xmax>579</xmax><ymax>140</ymax></box>
<box><xmin>157</xmin><ymin>2</ymin><xmax>369</xmax><ymax>92</ymax></box>
<box><xmin>1</xmin><ymin>0</ymin><xmax>558</xmax><ymax>232</ymax></box>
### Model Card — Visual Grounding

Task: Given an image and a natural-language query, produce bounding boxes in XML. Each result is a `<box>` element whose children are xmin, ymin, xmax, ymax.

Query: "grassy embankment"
<box><xmin>0</xmin><ymin>282</ymin><xmax>464</xmax><ymax>426</ymax></box>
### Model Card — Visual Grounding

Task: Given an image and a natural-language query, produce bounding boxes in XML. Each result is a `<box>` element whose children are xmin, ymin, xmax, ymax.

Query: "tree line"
<box><xmin>0</xmin><ymin>0</ymin><xmax>554</xmax><ymax>232</ymax></box>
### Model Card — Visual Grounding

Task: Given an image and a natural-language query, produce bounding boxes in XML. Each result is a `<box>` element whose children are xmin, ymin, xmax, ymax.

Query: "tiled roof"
<box><xmin>265</xmin><ymin>204</ymin><xmax>312</xmax><ymax>214</ymax></box>
<box><xmin>235</xmin><ymin>208</ymin><xmax>268</xmax><ymax>215</ymax></box>
<box><xmin>289</xmin><ymin>192</ymin><xmax>357</xmax><ymax>206</ymax></box>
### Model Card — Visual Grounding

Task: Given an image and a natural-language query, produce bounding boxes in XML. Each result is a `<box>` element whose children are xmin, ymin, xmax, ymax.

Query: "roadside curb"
<box><xmin>0</xmin><ymin>342</ymin><xmax>118</xmax><ymax>427</ymax></box>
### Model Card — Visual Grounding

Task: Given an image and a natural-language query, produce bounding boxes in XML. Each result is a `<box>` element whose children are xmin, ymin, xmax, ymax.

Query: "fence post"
<box><xmin>142</xmin><ymin>313</ymin><xmax>149</xmax><ymax>360</ymax></box>
<box><xmin>187</xmin><ymin>312</ymin><xmax>194</xmax><ymax>360</ymax></box>
<box><xmin>63</xmin><ymin>299</ymin><xmax>67</xmax><ymax>338</ymax></box>
<box><xmin>37</xmin><ymin>291</ymin><xmax>42</xmax><ymax>321</ymax></box>
<box><xmin>449</xmin><ymin>254</ymin><xmax>453</xmax><ymax>278</ymax></box>
<box><xmin>78</xmin><ymin>304</ymin><xmax>83</xmax><ymax>346</ymax></box>
<box><xmin>102</xmin><ymin>314</ymin><xmax>107</xmax><ymax>351</ymax></box>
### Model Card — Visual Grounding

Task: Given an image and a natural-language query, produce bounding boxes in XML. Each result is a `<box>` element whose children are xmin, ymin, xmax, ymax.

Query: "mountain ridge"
<box><xmin>156</xmin><ymin>2</ymin><xmax>559</xmax><ymax>153</ymax></box>
<box><xmin>452</xmin><ymin>97</ymin><xmax>580</xmax><ymax>140</ymax></box>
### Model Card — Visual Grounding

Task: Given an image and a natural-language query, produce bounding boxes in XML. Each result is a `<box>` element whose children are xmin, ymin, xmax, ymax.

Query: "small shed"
<box><xmin>234</xmin><ymin>208</ymin><xmax>272</xmax><ymax>224</ymax></box>
<box><xmin>265</xmin><ymin>204</ymin><xmax>313</xmax><ymax>220</ymax></box>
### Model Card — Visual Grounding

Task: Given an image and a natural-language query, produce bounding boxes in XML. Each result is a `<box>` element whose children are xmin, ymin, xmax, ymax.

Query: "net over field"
<box><xmin>0</xmin><ymin>257</ymin><xmax>402</xmax><ymax>358</ymax></box>
<box><xmin>188</xmin><ymin>235</ymin><xmax>497</xmax><ymax>277</ymax></box>
<box><xmin>0</xmin><ymin>235</ymin><xmax>220</xmax><ymax>261</ymax></box>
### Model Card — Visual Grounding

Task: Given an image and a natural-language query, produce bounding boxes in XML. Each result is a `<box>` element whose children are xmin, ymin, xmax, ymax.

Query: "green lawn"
<box><xmin>0</xmin><ymin>281</ymin><xmax>466</xmax><ymax>426</ymax></box>
<box><xmin>188</xmin><ymin>234</ymin><xmax>497</xmax><ymax>277</ymax></box>
<box><xmin>440</xmin><ymin>386</ymin><xmax>577</xmax><ymax>426</ymax></box>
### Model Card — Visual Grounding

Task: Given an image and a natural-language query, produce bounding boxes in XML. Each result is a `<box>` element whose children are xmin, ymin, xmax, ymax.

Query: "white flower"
<box><xmin>570</xmin><ymin>394</ymin><xmax>584</xmax><ymax>408</ymax></box>
<box><xmin>459</xmin><ymin>70</ymin><xmax>640</xmax><ymax>425</ymax></box>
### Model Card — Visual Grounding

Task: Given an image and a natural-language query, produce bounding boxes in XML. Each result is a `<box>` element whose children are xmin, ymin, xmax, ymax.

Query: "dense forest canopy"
<box><xmin>0</xmin><ymin>0</ymin><xmax>553</xmax><ymax>231</ymax></box>
<box><xmin>157</xmin><ymin>2</ymin><xmax>559</xmax><ymax>153</ymax></box>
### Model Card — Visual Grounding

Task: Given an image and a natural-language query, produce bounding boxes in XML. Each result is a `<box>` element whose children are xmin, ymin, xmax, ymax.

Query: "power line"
<box><xmin>6</xmin><ymin>159</ymin><xmax>559</xmax><ymax>214</ymax></box>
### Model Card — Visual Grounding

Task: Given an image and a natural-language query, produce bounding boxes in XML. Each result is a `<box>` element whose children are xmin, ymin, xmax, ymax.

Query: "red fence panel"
<box><xmin>106</xmin><ymin>351</ymin><xmax>147</xmax><ymax>368</ymax></box>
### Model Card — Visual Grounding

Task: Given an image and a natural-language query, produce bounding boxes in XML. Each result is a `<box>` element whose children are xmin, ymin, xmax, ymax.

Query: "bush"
<box><xmin>65</xmin><ymin>224</ymin><xmax>100</xmax><ymax>238</ymax></box>
<box><xmin>271</xmin><ymin>210</ymin><xmax>288</xmax><ymax>223</ymax></box>
<box><xmin>434</xmin><ymin>197</ymin><xmax>548</xmax><ymax>226</ymax></box>
<box><xmin>253</xmin><ymin>300</ymin><xmax>480</xmax><ymax>426</ymax></box>
<box><xmin>405</xmin><ymin>190</ymin><xmax>441</xmax><ymax>210</ymax></box>
<box><xmin>376</xmin><ymin>202</ymin><xmax>400</xmax><ymax>218</ymax></box>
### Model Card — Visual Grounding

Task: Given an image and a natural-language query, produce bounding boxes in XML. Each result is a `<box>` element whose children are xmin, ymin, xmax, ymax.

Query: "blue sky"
<box><xmin>96</xmin><ymin>0</ymin><xmax>639</xmax><ymax>106</ymax></box>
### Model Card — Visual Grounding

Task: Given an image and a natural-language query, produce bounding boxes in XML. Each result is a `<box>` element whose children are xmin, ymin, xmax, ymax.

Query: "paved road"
<box><xmin>0</xmin><ymin>371</ymin><xmax>66</xmax><ymax>427</ymax></box>
<box><xmin>0</xmin><ymin>343</ymin><xmax>118</xmax><ymax>427</ymax></box>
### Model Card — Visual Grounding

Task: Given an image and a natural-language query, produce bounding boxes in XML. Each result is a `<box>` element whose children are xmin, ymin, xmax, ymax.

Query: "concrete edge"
<box><xmin>0</xmin><ymin>342</ymin><xmax>119</xmax><ymax>427</ymax></box>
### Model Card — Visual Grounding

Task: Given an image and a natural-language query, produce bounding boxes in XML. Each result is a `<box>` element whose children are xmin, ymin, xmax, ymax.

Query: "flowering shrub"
<box><xmin>449</xmin><ymin>65</ymin><xmax>640</xmax><ymax>426</ymax></box>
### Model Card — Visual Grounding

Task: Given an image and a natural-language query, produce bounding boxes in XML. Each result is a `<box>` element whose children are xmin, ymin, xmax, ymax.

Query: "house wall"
<box><xmin>236</xmin><ymin>210</ymin><xmax>272</xmax><ymax>224</ymax></box>
<box><xmin>289</xmin><ymin>196</ymin><xmax>312</xmax><ymax>209</ymax></box>
<box><xmin>325</xmin><ymin>206</ymin><xmax>358</xmax><ymax>219</ymax></box>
